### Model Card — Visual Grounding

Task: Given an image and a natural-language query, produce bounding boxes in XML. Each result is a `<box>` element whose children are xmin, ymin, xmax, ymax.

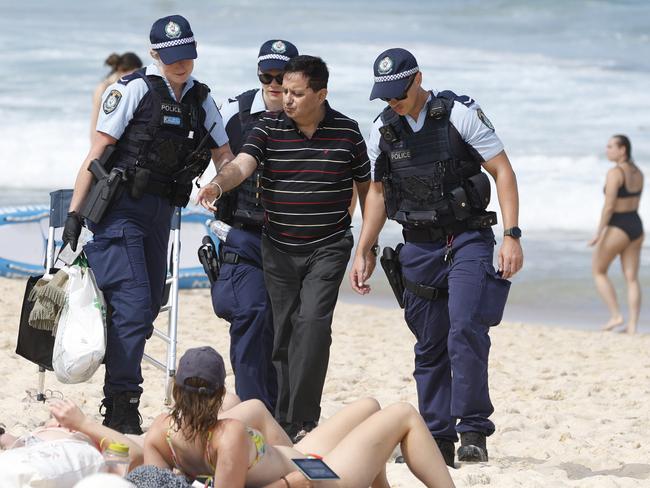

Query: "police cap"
<box><xmin>369</xmin><ymin>48</ymin><xmax>420</xmax><ymax>101</ymax></box>
<box><xmin>258</xmin><ymin>40</ymin><xmax>299</xmax><ymax>71</ymax></box>
<box><xmin>150</xmin><ymin>14</ymin><xmax>197</xmax><ymax>65</ymax></box>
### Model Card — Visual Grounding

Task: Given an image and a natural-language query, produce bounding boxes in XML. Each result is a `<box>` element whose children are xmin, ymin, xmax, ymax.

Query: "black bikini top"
<box><xmin>604</xmin><ymin>166</ymin><xmax>642</xmax><ymax>198</ymax></box>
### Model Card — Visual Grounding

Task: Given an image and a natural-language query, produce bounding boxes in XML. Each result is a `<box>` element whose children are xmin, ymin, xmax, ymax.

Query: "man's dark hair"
<box><xmin>284</xmin><ymin>55</ymin><xmax>329</xmax><ymax>91</ymax></box>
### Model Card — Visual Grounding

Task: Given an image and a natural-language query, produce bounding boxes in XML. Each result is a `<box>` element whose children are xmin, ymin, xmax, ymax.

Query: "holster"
<box><xmin>197</xmin><ymin>235</ymin><xmax>220</xmax><ymax>284</ymax></box>
<box><xmin>380</xmin><ymin>244</ymin><xmax>405</xmax><ymax>309</ymax></box>
<box><xmin>80</xmin><ymin>157</ymin><xmax>125</xmax><ymax>224</ymax></box>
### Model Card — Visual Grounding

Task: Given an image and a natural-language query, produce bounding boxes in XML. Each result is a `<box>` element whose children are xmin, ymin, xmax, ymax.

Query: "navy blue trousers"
<box><xmin>211</xmin><ymin>228</ymin><xmax>277</xmax><ymax>411</ymax></box>
<box><xmin>399</xmin><ymin>229</ymin><xmax>510</xmax><ymax>441</ymax></box>
<box><xmin>85</xmin><ymin>191</ymin><xmax>173</xmax><ymax>396</ymax></box>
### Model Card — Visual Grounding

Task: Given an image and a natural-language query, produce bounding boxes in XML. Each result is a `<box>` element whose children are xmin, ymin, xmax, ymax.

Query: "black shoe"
<box><xmin>99</xmin><ymin>397</ymin><xmax>113</xmax><ymax>427</ymax></box>
<box><xmin>395</xmin><ymin>438</ymin><xmax>455</xmax><ymax>468</ymax></box>
<box><xmin>457</xmin><ymin>432</ymin><xmax>488</xmax><ymax>462</ymax></box>
<box><xmin>435</xmin><ymin>438</ymin><xmax>456</xmax><ymax>468</ymax></box>
<box><xmin>291</xmin><ymin>420</ymin><xmax>318</xmax><ymax>444</ymax></box>
<box><xmin>109</xmin><ymin>392</ymin><xmax>143</xmax><ymax>435</ymax></box>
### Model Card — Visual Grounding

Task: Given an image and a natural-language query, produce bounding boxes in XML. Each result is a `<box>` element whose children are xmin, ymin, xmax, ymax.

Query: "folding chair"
<box><xmin>22</xmin><ymin>189</ymin><xmax>182</xmax><ymax>405</ymax></box>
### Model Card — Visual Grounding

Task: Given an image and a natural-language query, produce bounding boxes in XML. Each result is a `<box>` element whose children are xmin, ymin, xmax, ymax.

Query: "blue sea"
<box><xmin>1</xmin><ymin>0</ymin><xmax>649</xmax><ymax>330</ymax></box>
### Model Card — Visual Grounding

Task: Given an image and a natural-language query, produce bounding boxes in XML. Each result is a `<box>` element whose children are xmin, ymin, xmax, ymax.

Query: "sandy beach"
<box><xmin>1</xmin><ymin>276</ymin><xmax>649</xmax><ymax>487</ymax></box>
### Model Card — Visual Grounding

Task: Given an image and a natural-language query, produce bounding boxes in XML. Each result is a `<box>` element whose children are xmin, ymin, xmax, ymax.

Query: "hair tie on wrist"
<box><xmin>281</xmin><ymin>475</ymin><xmax>291</xmax><ymax>488</ymax></box>
<box><xmin>210</xmin><ymin>181</ymin><xmax>223</xmax><ymax>202</ymax></box>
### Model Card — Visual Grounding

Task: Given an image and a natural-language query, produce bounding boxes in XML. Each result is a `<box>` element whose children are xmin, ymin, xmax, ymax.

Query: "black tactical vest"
<box><xmin>217</xmin><ymin>89</ymin><xmax>265</xmax><ymax>229</ymax></box>
<box><xmin>112</xmin><ymin>69</ymin><xmax>212</xmax><ymax>205</ymax></box>
<box><xmin>378</xmin><ymin>91</ymin><xmax>488</xmax><ymax>229</ymax></box>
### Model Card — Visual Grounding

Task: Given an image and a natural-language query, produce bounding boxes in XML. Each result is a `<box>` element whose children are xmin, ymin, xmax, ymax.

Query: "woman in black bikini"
<box><xmin>589</xmin><ymin>135</ymin><xmax>644</xmax><ymax>334</ymax></box>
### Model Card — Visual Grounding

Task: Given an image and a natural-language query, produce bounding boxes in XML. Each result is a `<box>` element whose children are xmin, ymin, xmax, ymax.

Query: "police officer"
<box><xmin>62</xmin><ymin>15</ymin><xmax>233</xmax><ymax>434</ymax></box>
<box><xmin>350</xmin><ymin>48</ymin><xmax>523</xmax><ymax>466</ymax></box>
<box><xmin>211</xmin><ymin>39</ymin><xmax>299</xmax><ymax>412</ymax></box>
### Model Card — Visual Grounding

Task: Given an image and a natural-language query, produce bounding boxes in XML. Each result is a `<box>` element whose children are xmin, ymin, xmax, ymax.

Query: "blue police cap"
<box><xmin>175</xmin><ymin>346</ymin><xmax>226</xmax><ymax>395</ymax></box>
<box><xmin>150</xmin><ymin>15</ymin><xmax>197</xmax><ymax>65</ymax></box>
<box><xmin>369</xmin><ymin>48</ymin><xmax>420</xmax><ymax>101</ymax></box>
<box><xmin>258</xmin><ymin>40</ymin><xmax>299</xmax><ymax>71</ymax></box>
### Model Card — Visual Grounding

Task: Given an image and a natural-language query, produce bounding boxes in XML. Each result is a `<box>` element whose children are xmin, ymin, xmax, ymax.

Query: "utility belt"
<box><xmin>402</xmin><ymin>211</ymin><xmax>497</xmax><ymax>243</ymax></box>
<box><xmin>221</xmin><ymin>251</ymin><xmax>260</xmax><ymax>269</ymax></box>
<box><xmin>380</xmin><ymin>244</ymin><xmax>449</xmax><ymax>308</ymax></box>
<box><xmin>125</xmin><ymin>168</ymin><xmax>193</xmax><ymax>208</ymax></box>
<box><xmin>231</xmin><ymin>221</ymin><xmax>264</xmax><ymax>234</ymax></box>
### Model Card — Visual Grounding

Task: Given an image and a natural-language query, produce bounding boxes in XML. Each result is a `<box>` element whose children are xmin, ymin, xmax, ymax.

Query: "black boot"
<box><xmin>99</xmin><ymin>397</ymin><xmax>113</xmax><ymax>427</ymax></box>
<box><xmin>457</xmin><ymin>431</ymin><xmax>488</xmax><ymax>462</ymax></box>
<box><xmin>110</xmin><ymin>392</ymin><xmax>143</xmax><ymax>435</ymax></box>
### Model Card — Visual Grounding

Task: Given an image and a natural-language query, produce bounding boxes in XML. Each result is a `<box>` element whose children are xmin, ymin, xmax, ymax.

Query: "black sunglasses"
<box><xmin>258</xmin><ymin>72</ymin><xmax>284</xmax><ymax>85</ymax></box>
<box><xmin>380</xmin><ymin>75</ymin><xmax>416</xmax><ymax>103</ymax></box>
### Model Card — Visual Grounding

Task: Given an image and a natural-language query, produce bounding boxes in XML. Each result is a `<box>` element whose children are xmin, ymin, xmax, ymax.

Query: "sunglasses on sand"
<box><xmin>258</xmin><ymin>72</ymin><xmax>284</xmax><ymax>85</ymax></box>
<box><xmin>380</xmin><ymin>75</ymin><xmax>416</xmax><ymax>103</ymax></box>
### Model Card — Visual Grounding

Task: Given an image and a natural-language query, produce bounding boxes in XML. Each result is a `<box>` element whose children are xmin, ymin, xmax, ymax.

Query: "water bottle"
<box><xmin>103</xmin><ymin>442</ymin><xmax>130</xmax><ymax>477</ymax></box>
<box><xmin>209</xmin><ymin>219</ymin><xmax>232</xmax><ymax>242</ymax></box>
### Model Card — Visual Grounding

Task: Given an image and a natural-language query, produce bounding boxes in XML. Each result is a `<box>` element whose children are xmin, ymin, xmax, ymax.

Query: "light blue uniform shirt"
<box><xmin>96</xmin><ymin>63</ymin><xmax>228</xmax><ymax>147</ymax></box>
<box><xmin>220</xmin><ymin>88</ymin><xmax>267</xmax><ymax>127</ymax></box>
<box><xmin>367</xmin><ymin>91</ymin><xmax>504</xmax><ymax>180</ymax></box>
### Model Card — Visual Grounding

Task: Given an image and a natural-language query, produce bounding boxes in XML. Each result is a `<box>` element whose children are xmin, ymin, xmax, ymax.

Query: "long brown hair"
<box><xmin>170</xmin><ymin>377</ymin><xmax>225</xmax><ymax>444</ymax></box>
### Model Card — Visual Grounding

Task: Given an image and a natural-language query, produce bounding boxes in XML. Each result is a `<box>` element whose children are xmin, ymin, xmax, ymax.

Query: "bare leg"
<box><xmin>620</xmin><ymin>235</ymin><xmax>644</xmax><ymax>334</ymax></box>
<box><xmin>221</xmin><ymin>399</ymin><xmax>292</xmax><ymax>446</ymax></box>
<box><xmin>321</xmin><ymin>403</ymin><xmax>454</xmax><ymax>488</ymax></box>
<box><xmin>0</xmin><ymin>431</ymin><xmax>18</xmax><ymax>449</ymax></box>
<box><xmin>593</xmin><ymin>227</ymin><xmax>628</xmax><ymax>330</ymax></box>
<box><xmin>295</xmin><ymin>398</ymin><xmax>389</xmax><ymax>488</ymax></box>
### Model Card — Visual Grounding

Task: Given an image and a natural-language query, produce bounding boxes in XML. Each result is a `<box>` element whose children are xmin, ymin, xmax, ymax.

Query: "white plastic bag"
<box><xmin>52</xmin><ymin>265</ymin><xmax>106</xmax><ymax>384</ymax></box>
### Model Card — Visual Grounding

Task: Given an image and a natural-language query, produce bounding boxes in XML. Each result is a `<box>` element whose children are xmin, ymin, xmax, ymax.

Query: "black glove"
<box><xmin>62</xmin><ymin>211</ymin><xmax>83</xmax><ymax>252</ymax></box>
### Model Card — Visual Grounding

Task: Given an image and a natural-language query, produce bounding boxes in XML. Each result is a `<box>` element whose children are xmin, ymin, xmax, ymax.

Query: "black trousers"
<box><xmin>261</xmin><ymin>233</ymin><xmax>353</xmax><ymax>425</ymax></box>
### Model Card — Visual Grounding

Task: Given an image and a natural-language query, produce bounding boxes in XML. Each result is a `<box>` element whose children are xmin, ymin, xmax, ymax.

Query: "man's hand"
<box><xmin>498</xmin><ymin>236</ymin><xmax>523</xmax><ymax>279</ymax></box>
<box><xmin>62</xmin><ymin>212</ymin><xmax>83</xmax><ymax>252</ymax></box>
<box><xmin>196</xmin><ymin>182</ymin><xmax>222</xmax><ymax>212</ymax></box>
<box><xmin>349</xmin><ymin>253</ymin><xmax>376</xmax><ymax>295</ymax></box>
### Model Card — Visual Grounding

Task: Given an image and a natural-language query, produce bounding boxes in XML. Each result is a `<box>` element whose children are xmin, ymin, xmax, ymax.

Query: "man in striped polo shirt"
<box><xmin>197</xmin><ymin>55</ymin><xmax>372</xmax><ymax>441</ymax></box>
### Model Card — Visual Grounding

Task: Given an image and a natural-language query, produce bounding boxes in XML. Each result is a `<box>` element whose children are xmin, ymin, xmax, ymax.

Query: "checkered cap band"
<box><xmin>258</xmin><ymin>54</ymin><xmax>290</xmax><ymax>63</ymax></box>
<box><xmin>374</xmin><ymin>66</ymin><xmax>419</xmax><ymax>83</ymax></box>
<box><xmin>151</xmin><ymin>36</ymin><xmax>195</xmax><ymax>50</ymax></box>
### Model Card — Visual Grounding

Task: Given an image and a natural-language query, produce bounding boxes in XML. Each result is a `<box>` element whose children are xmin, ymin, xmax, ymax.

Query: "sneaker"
<box><xmin>395</xmin><ymin>437</ymin><xmax>455</xmax><ymax>468</ymax></box>
<box><xmin>99</xmin><ymin>397</ymin><xmax>113</xmax><ymax>427</ymax></box>
<box><xmin>457</xmin><ymin>431</ymin><xmax>488</xmax><ymax>462</ymax></box>
<box><xmin>109</xmin><ymin>392</ymin><xmax>143</xmax><ymax>435</ymax></box>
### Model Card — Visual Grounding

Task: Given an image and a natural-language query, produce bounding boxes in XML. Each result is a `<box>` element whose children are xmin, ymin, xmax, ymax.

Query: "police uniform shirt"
<box><xmin>96</xmin><ymin>63</ymin><xmax>228</xmax><ymax>148</ymax></box>
<box><xmin>367</xmin><ymin>92</ymin><xmax>504</xmax><ymax>181</ymax></box>
<box><xmin>220</xmin><ymin>88</ymin><xmax>267</xmax><ymax>131</ymax></box>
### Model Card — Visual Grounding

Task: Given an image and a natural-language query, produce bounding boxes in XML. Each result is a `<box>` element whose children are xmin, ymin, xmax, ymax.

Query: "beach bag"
<box><xmin>0</xmin><ymin>439</ymin><xmax>105</xmax><ymax>488</ymax></box>
<box><xmin>52</xmin><ymin>264</ymin><xmax>107</xmax><ymax>384</ymax></box>
<box><xmin>16</xmin><ymin>274</ymin><xmax>56</xmax><ymax>370</ymax></box>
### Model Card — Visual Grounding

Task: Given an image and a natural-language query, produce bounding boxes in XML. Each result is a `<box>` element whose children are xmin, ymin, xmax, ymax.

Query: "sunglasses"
<box><xmin>258</xmin><ymin>72</ymin><xmax>284</xmax><ymax>85</ymax></box>
<box><xmin>380</xmin><ymin>75</ymin><xmax>416</xmax><ymax>103</ymax></box>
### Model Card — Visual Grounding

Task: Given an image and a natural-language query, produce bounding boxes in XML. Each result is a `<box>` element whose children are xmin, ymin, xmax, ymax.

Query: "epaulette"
<box><xmin>438</xmin><ymin>90</ymin><xmax>475</xmax><ymax>107</ymax></box>
<box><xmin>117</xmin><ymin>71</ymin><xmax>143</xmax><ymax>86</ymax></box>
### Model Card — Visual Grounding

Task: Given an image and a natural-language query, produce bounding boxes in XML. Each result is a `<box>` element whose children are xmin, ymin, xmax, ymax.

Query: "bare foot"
<box><xmin>625</xmin><ymin>324</ymin><xmax>637</xmax><ymax>335</ymax></box>
<box><xmin>601</xmin><ymin>315</ymin><xmax>624</xmax><ymax>331</ymax></box>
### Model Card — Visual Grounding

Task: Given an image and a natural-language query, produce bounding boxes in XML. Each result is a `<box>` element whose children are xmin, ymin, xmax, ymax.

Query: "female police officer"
<box><xmin>63</xmin><ymin>15</ymin><xmax>233</xmax><ymax>434</ymax></box>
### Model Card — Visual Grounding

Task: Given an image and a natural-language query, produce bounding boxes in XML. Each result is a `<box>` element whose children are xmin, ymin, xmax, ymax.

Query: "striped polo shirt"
<box><xmin>240</xmin><ymin>101</ymin><xmax>370</xmax><ymax>253</ymax></box>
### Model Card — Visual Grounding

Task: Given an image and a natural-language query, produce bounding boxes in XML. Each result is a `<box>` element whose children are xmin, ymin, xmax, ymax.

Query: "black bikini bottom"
<box><xmin>608</xmin><ymin>211</ymin><xmax>644</xmax><ymax>241</ymax></box>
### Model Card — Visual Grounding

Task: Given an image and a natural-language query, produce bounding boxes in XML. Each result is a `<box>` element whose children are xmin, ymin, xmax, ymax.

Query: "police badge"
<box><xmin>165</xmin><ymin>21</ymin><xmax>182</xmax><ymax>39</ymax></box>
<box><xmin>476</xmin><ymin>108</ymin><xmax>495</xmax><ymax>130</ymax></box>
<box><xmin>271</xmin><ymin>40</ymin><xmax>286</xmax><ymax>54</ymax></box>
<box><xmin>103</xmin><ymin>90</ymin><xmax>122</xmax><ymax>114</ymax></box>
<box><xmin>377</xmin><ymin>56</ymin><xmax>394</xmax><ymax>75</ymax></box>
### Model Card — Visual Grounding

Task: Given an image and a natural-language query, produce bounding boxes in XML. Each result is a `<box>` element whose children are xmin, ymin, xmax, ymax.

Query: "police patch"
<box><xmin>377</xmin><ymin>56</ymin><xmax>393</xmax><ymax>75</ymax></box>
<box><xmin>271</xmin><ymin>40</ymin><xmax>286</xmax><ymax>54</ymax></box>
<box><xmin>165</xmin><ymin>21</ymin><xmax>181</xmax><ymax>39</ymax></box>
<box><xmin>102</xmin><ymin>89</ymin><xmax>122</xmax><ymax>114</ymax></box>
<box><xmin>476</xmin><ymin>108</ymin><xmax>494</xmax><ymax>130</ymax></box>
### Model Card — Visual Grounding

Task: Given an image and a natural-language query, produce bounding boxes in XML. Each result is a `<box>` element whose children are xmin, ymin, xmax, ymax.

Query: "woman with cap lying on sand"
<box><xmin>145</xmin><ymin>346</ymin><xmax>455</xmax><ymax>488</ymax></box>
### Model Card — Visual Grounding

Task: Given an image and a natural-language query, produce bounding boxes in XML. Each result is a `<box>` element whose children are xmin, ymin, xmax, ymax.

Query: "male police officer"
<box><xmin>197</xmin><ymin>55</ymin><xmax>372</xmax><ymax>442</ymax></box>
<box><xmin>211</xmin><ymin>40</ymin><xmax>299</xmax><ymax>412</ymax></box>
<box><xmin>63</xmin><ymin>15</ymin><xmax>232</xmax><ymax>434</ymax></box>
<box><xmin>350</xmin><ymin>48</ymin><xmax>523</xmax><ymax>466</ymax></box>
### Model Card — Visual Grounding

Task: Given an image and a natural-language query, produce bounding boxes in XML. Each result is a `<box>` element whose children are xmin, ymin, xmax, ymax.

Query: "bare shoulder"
<box><xmin>606</xmin><ymin>166</ymin><xmax>625</xmax><ymax>181</ymax></box>
<box><xmin>213</xmin><ymin>418</ymin><xmax>249</xmax><ymax>447</ymax></box>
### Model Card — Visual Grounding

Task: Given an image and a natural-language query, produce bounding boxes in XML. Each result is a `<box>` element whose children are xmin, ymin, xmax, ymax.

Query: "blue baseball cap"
<box><xmin>175</xmin><ymin>346</ymin><xmax>226</xmax><ymax>395</ymax></box>
<box><xmin>150</xmin><ymin>15</ymin><xmax>197</xmax><ymax>65</ymax></box>
<box><xmin>369</xmin><ymin>48</ymin><xmax>420</xmax><ymax>101</ymax></box>
<box><xmin>258</xmin><ymin>39</ymin><xmax>299</xmax><ymax>71</ymax></box>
